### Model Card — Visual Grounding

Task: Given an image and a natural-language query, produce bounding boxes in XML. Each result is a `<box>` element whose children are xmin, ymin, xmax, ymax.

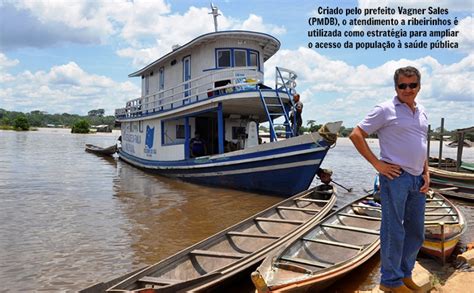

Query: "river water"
<box><xmin>0</xmin><ymin>128</ymin><xmax>472</xmax><ymax>292</ymax></box>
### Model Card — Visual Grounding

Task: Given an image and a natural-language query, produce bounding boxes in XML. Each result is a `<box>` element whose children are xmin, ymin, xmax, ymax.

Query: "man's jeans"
<box><xmin>379</xmin><ymin>171</ymin><xmax>425</xmax><ymax>287</ymax></box>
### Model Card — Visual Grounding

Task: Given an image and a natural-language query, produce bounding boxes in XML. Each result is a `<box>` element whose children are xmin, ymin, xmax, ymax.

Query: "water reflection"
<box><xmin>113</xmin><ymin>161</ymin><xmax>280</xmax><ymax>265</ymax></box>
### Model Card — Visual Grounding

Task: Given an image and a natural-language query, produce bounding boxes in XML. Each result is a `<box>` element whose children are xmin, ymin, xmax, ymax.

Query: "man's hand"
<box><xmin>374</xmin><ymin>160</ymin><xmax>401</xmax><ymax>180</ymax></box>
<box><xmin>420</xmin><ymin>172</ymin><xmax>430</xmax><ymax>193</ymax></box>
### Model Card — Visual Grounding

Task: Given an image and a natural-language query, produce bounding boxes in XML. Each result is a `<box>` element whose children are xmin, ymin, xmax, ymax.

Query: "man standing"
<box><xmin>290</xmin><ymin>93</ymin><xmax>303</xmax><ymax>135</ymax></box>
<box><xmin>349</xmin><ymin>66</ymin><xmax>429</xmax><ymax>293</ymax></box>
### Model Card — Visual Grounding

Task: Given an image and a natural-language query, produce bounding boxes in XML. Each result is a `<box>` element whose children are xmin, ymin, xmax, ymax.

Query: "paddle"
<box><xmin>331</xmin><ymin>180</ymin><xmax>353</xmax><ymax>192</ymax></box>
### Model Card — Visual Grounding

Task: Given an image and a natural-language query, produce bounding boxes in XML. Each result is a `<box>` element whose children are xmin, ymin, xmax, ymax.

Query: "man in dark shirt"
<box><xmin>190</xmin><ymin>132</ymin><xmax>207</xmax><ymax>157</ymax></box>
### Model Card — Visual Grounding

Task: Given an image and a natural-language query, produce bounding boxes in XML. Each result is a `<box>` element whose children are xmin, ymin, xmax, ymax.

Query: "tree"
<box><xmin>71</xmin><ymin>119</ymin><xmax>90</xmax><ymax>133</ymax></box>
<box><xmin>306</xmin><ymin>120</ymin><xmax>322</xmax><ymax>132</ymax></box>
<box><xmin>0</xmin><ymin>117</ymin><xmax>10</xmax><ymax>126</ymax></box>
<box><xmin>13</xmin><ymin>116</ymin><xmax>30</xmax><ymax>130</ymax></box>
<box><xmin>88</xmin><ymin>109</ymin><xmax>105</xmax><ymax>117</ymax></box>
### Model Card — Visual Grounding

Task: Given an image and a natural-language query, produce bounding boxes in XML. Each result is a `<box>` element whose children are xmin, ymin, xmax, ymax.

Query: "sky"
<box><xmin>0</xmin><ymin>0</ymin><xmax>472</xmax><ymax>130</ymax></box>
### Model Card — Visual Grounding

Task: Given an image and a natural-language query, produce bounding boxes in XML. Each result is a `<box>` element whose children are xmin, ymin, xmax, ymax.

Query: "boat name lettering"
<box><xmin>144</xmin><ymin>148</ymin><xmax>157</xmax><ymax>156</ymax></box>
<box><xmin>123</xmin><ymin>133</ymin><xmax>141</xmax><ymax>144</ymax></box>
<box><xmin>123</xmin><ymin>143</ymin><xmax>135</xmax><ymax>154</ymax></box>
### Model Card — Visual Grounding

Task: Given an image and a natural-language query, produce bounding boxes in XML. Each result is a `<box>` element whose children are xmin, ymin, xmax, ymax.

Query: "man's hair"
<box><xmin>293</xmin><ymin>93</ymin><xmax>300</xmax><ymax>99</ymax></box>
<box><xmin>394</xmin><ymin>66</ymin><xmax>421</xmax><ymax>86</ymax></box>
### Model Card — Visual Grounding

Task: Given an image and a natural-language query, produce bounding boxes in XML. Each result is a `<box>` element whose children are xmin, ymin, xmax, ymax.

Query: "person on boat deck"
<box><xmin>289</xmin><ymin>93</ymin><xmax>303</xmax><ymax>136</ymax></box>
<box><xmin>190</xmin><ymin>132</ymin><xmax>207</xmax><ymax>157</ymax></box>
<box><xmin>349</xmin><ymin>66</ymin><xmax>429</xmax><ymax>293</ymax></box>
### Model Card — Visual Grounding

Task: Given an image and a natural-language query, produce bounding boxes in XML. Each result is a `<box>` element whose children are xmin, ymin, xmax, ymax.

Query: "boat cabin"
<box><xmin>115</xmin><ymin>31</ymin><xmax>297</xmax><ymax>162</ymax></box>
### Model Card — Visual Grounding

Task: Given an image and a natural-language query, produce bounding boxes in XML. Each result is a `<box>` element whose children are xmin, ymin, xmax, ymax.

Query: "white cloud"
<box><xmin>264</xmin><ymin>48</ymin><xmax>473</xmax><ymax>129</ymax></box>
<box><xmin>0</xmin><ymin>53</ymin><xmax>19</xmax><ymax>82</ymax></box>
<box><xmin>445</xmin><ymin>16</ymin><xmax>474</xmax><ymax>53</ymax></box>
<box><xmin>2</xmin><ymin>1</ymin><xmax>286</xmax><ymax>68</ymax></box>
<box><xmin>0</xmin><ymin>60</ymin><xmax>139</xmax><ymax>115</ymax></box>
<box><xmin>112</xmin><ymin>6</ymin><xmax>287</xmax><ymax>68</ymax></box>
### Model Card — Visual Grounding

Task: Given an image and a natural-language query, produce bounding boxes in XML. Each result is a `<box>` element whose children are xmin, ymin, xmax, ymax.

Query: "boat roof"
<box><xmin>128</xmin><ymin>30</ymin><xmax>281</xmax><ymax>77</ymax></box>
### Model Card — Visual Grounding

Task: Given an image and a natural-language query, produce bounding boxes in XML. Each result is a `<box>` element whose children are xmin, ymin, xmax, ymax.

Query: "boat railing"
<box><xmin>116</xmin><ymin>67</ymin><xmax>264</xmax><ymax>119</ymax></box>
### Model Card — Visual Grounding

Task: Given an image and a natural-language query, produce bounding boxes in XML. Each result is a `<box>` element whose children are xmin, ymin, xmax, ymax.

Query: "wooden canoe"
<box><xmin>429</xmin><ymin>161</ymin><xmax>474</xmax><ymax>201</ymax></box>
<box><xmin>421</xmin><ymin>190</ymin><xmax>467</xmax><ymax>262</ymax></box>
<box><xmin>429</xmin><ymin>166</ymin><xmax>474</xmax><ymax>183</ymax></box>
<box><xmin>85</xmin><ymin>144</ymin><xmax>117</xmax><ymax>156</ymax></box>
<box><xmin>105</xmin><ymin>185</ymin><xmax>337</xmax><ymax>292</ymax></box>
<box><xmin>252</xmin><ymin>193</ymin><xmax>381</xmax><ymax>293</ymax></box>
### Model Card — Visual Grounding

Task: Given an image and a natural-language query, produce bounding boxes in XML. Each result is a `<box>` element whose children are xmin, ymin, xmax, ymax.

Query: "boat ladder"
<box><xmin>258</xmin><ymin>67</ymin><xmax>297</xmax><ymax>142</ymax></box>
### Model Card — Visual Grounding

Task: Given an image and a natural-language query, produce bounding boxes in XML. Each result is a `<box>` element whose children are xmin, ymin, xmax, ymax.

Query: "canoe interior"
<box><xmin>107</xmin><ymin>185</ymin><xmax>336</xmax><ymax>292</ymax></box>
<box><xmin>260</xmin><ymin>194</ymin><xmax>382</xmax><ymax>290</ymax></box>
<box><xmin>421</xmin><ymin>191</ymin><xmax>467</xmax><ymax>260</ymax></box>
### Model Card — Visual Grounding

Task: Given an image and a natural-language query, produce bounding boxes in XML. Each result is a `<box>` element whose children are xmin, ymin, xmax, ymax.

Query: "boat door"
<box><xmin>183</xmin><ymin>56</ymin><xmax>191</xmax><ymax>102</ymax></box>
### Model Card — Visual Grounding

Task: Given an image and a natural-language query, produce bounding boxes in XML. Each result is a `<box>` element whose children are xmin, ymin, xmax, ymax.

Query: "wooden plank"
<box><xmin>425</xmin><ymin>205</ymin><xmax>452</xmax><ymax>209</ymax></box>
<box><xmin>226</xmin><ymin>231</ymin><xmax>280</xmax><ymax>239</ymax></box>
<box><xmin>302</xmin><ymin>238</ymin><xmax>363</xmax><ymax>250</ymax></box>
<box><xmin>425</xmin><ymin>199</ymin><xmax>444</xmax><ymax>202</ymax></box>
<box><xmin>296</xmin><ymin>198</ymin><xmax>329</xmax><ymax>203</ymax></box>
<box><xmin>425</xmin><ymin>213</ymin><xmax>458</xmax><ymax>217</ymax></box>
<box><xmin>352</xmin><ymin>204</ymin><xmax>381</xmax><ymax>209</ymax></box>
<box><xmin>338</xmin><ymin>213</ymin><xmax>381</xmax><ymax>221</ymax></box>
<box><xmin>190</xmin><ymin>249</ymin><xmax>247</xmax><ymax>259</ymax></box>
<box><xmin>277</xmin><ymin>206</ymin><xmax>320</xmax><ymax>213</ymax></box>
<box><xmin>322</xmin><ymin>224</ymin><xmax>380</xmax><ymax>235</ymax></box>
<box><xmin>438</xmin><ymin>187</ymin><xmax>459</xmax><ymax>191</ymax></box>
<box><xmin>139</xmin><ymin>276</ymin><xmax>181</xmax><ymax>285</ymax></box>
<box><xmin>254</xmin><ymin>217</ymin><xmax>304</xmax><ymax>225</ymax></box>
<box><xmin>425</xmin><ymin>220</ymin><xmax>459</xmax><ymax>225</ymax></box>
<box><xmin>281</xmin><ymin>256</ymin><xmax>333</xmax><ymax>268</ymax></box>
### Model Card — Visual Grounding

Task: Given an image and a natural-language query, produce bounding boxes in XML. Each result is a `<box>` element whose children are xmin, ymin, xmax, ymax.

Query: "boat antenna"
<box><xmin>209</xmin><ymin>3</ymin><xmax>220</xmax><ymax>32</ymax></box>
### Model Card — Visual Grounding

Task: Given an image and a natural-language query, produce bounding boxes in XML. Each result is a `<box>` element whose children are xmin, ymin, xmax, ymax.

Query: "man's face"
<box><xmin>395</xmin><ymin>74</ymin><xmax>420</xmax><ymax>105</ymax></box>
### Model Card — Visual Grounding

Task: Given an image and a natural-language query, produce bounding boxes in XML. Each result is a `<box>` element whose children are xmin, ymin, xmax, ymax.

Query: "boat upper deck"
<box><xmin>115</xmin><ymin>31</ymin><xmax>292</xmax><ymax>122</ymax></box>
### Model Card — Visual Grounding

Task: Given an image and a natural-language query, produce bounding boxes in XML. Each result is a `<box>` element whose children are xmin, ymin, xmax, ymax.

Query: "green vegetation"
<box><xmin>0</xmin><ymin>108</ymin><xmax>115</xmax><ymax>131</ymax></box>
<box><xmin>71</xmin><ymin>119</ymin><xmax>91</xmax><ymax>134</ymax></box>
<box><xmin>13</xmin><ymin>116</ymin><xmax>30</xmax><ymax>131</ymax></box>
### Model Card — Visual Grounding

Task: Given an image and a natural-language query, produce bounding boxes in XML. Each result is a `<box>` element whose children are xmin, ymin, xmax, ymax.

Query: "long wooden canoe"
<box><xmin>85</xmin><ymin>143</ymin><xmax>117</xmax><ymax>156</ymax></box>
<box><xmin>105</xmin><ymin>185</ymin><xmax>337</xmax><ymax>292</ymax></box>
<box><xmin>252</xmin><ymin>193</ymin><xmax>381</xmax><ymax>293</ymax></box>
<box><xmin>422</xmin><ymin>190</ymin><xmax>467</xmax><ymax>262</ymax></box>
<box><xmin>429</xmin><ymin>166</ymin><xmax>474</xmax><ymax>182</ymax></box>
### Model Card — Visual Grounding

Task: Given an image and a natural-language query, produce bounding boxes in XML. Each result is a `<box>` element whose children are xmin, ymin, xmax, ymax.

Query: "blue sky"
<box><xmin>0</xmin><ymin>0</ymin><xmax>472</xmax><ymax>130</ymax></box>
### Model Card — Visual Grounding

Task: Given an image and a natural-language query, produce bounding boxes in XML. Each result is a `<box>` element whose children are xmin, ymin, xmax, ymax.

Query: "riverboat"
<box><xmin>114</xmin><ymin>9</ymin><xmax>341</xmax><ymax>196</ymax></box>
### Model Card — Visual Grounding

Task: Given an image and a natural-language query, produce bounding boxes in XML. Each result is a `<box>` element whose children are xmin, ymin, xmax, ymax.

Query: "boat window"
<box><xmin>162</xmin><ymin>118</ymin><xmax>186</xmax><ymax>145</ymax></box>
<box><xmin>139</xmin><ymin>121</ymin><xmax>143</xmax><ymax>133</ymax></box>
<box><xmin>234</xmin><ymin>50</ymin><xmax>247</xmax><ymax>67</ymax></box>
<box><xmin>249</xmin><ymin>51</ymin><xmax>258</xmax><ymax>68</ymax></box>
<box><xmin>145</xmin><ymin>75</ymin><xmax>150</xmax><ymax>95</ymax></box>
<box><xmin>232</xmin><ymin>126</ymin><xmax>246</xmax><ymax>139</ymax></box>
<box><xmin>217</xmin><ymin>49</ymin><xmax>231</xmax><ymax>67</ymax></box>
<box><xmin>176</xmin><ymin>125</ymin><xmax>185</xmax><ymax>139</ymax></box>
<box><xmin>159</xmin><ymin>67</ymin><xmax>164</xmax><ymax>90</ymax></box>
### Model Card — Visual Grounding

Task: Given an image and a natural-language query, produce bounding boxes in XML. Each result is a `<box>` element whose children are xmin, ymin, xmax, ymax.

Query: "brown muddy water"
<box><xmin>0</xmin><ymin>128</ymin><xmax>472</xmax><ymax>292</ymax></box>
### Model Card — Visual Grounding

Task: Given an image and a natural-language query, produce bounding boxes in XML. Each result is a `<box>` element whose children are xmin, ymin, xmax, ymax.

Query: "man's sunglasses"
<box><xmin>397</xmin><ymin>83</ymin><xmax>418</xmax><ymax>90</ymax></box>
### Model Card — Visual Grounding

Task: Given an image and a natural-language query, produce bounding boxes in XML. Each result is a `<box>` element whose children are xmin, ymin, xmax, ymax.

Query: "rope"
<box><xmin>318</xmin><ymin>124</ymin><xmax>338</xmax><ymax>145</ymax></box>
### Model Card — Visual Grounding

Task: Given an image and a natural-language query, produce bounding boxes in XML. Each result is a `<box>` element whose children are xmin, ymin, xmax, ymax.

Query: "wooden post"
<box><xmin>438</xmin><ymin>118</ymin><xmax>444</xmax><ymax>168</ymax></box>
<box><xmin>427</xmin><ymin>124</ymin><xmax>431</xmax><ymax>159</ymax></box>
<box><xmin>456</xmin><ymin>131</ymin><xmax>464</xmax><ymax>172</ymax></box>
<box><xmin>217</xmin><ymin>102</ymin><xmax>224</xmax><ymax>154</ymax></box>
<box><xmin>440</xmin><ymin>222</ymin><xmax>446</xmax><ymax>266</ymax></box>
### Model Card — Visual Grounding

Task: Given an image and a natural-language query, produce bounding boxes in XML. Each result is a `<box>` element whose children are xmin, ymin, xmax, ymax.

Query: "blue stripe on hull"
<box><xmin>183</xmin><ymin>163</ymin><xmax>320</xmax><ymax>196</ymax></box>
<box><xmin>119</xmin><ymin>145</ymin><xmax>329</xmax><ymax>196</ymax></box>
